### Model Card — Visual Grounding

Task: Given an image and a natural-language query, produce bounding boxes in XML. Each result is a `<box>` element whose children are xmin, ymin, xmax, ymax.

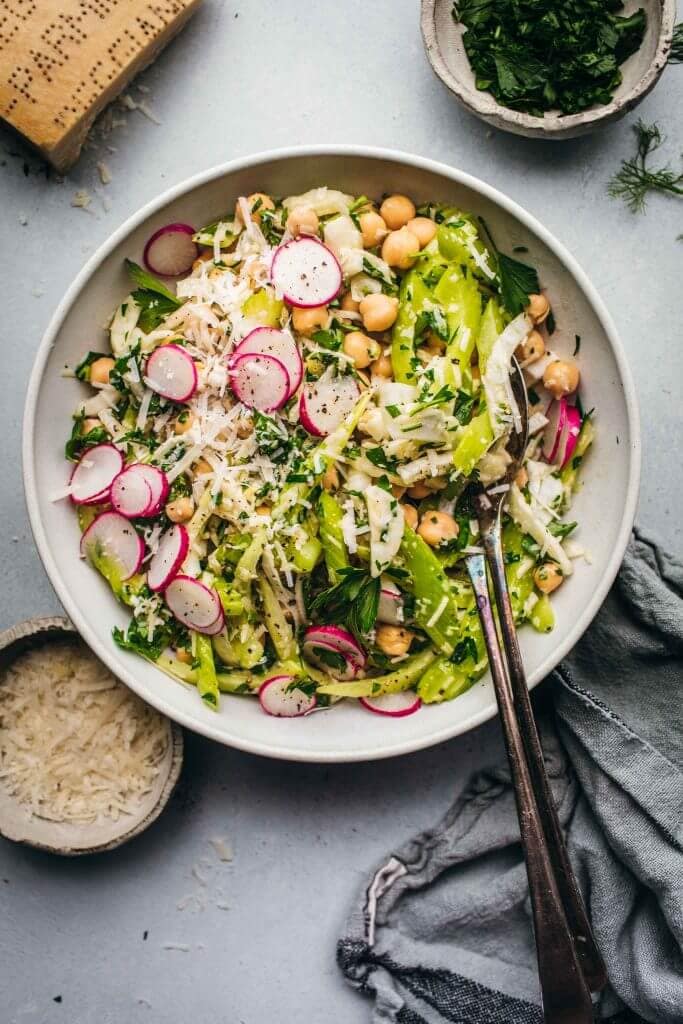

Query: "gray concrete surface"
<box><xmin>0</xmin><ymin>1</ymin><xmax>681</xmax><ymax>1021</ymax></box>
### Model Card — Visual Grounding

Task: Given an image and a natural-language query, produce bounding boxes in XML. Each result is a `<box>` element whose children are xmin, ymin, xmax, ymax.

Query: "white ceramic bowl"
<box><xmin>23</xmin><ymin>147</ymin><xmax>640</xmax><ymax>763</ymax></box>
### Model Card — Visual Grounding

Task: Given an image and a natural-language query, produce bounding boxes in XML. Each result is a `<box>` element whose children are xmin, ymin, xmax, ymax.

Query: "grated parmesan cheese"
<box><xmin>0</xmin><ymin>642</ymin><xmax>169</xmax><ymax>825</ymax></box>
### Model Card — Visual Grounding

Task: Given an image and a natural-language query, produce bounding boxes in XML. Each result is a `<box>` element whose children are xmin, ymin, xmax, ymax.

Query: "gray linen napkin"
<box><xmin>338</xmin><ymin>529</ymin><xmax>683</xmax><ymax>1024</ymax></box>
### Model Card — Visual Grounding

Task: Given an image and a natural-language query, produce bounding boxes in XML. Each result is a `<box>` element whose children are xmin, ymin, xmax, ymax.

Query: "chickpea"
<box><xmin>175</xmin><ymin>647</ymin><xmax>194</xmax><ymax>665</ymax></box>
<box><xmin>246</xmin><ymin>192</ymin><xmax>275</xmax><ymax>224</ymax></box>
<box><xmin>286</xmin><ymin>206</ymin><xmax>319</xmax><ymax>236</ymax></box>
<box><xmin>401</xmin><ymin>503</ymin><xmax>419</xmax><ymax>530</ymax></box>
<box><xmin>375</xmin><ymin>624</ymin><xmax>414</xmax><ymax>657</ymax></box>
<box><xmin>340</xmin><ymin>292</ymin><xmax>360</xmax><ymax>313</ymax></box>
<box><xmin>235</xmin><ymin>416</ymin><xmax>254</xmax><ymax>439</ymax></box>
<box><xmin>407</xmin><ymin>481</ymin><xmax>431</xmax><ymax>500</ymax></box>
<box><xmin>89</xmin><ymin>357</ymin><xmax>115</xmax><ymax>386</ymax></box>
<box><xmin>193</xmin><ymin>457</ymin><xmax>213</xmax><ymax>476</ymax></box>
<box><xmin>533</xmin><ymin>562</ymin><xmax>564</xmax><ymax>594</ymax></box>
<box><xmin>192</xmin><ymin>251</ymin><xmax>213</xmax><ymax>272</ymax></box>
<box><xmin>322</xmin><ymin>464</ymin><xmax>339</xmax><ymax>492</ymax></box>
<box><xmin>406</xmin><ymin>216</ymin><xmax>437</xmax><ymax>248</ymax></box>
<box><xmin>174</xmin><ymin>411</ymin><xmax>194</xmax><ymax>435</ymax></box>
<box><xmin>359</xmin><ymin>210</ymin><xmax>388</xmax><ymax>248</ymax></box>
<box><xmin>382</xmin><ymin>227</ymin><xmax>420</xmax><ymax>270</ymax></box>
<box><xmin>514</xmin><ymin>466</ymin><xmax>528</xmax><ymax>489</ymax></box>
<box><xmin>543</xmin><ymin>359</ymin><xmax>580</xmax><ymax>399</ymax></box>
<box><xmin>359</xmin><ymin>293</ymin><xmax>399</xmax><ymax>332</ymax></box>
<box><xmin>380</xmin><ymin>194</ymin><xmax>416</xmax><ymax>230</ymax></box>
<box><xmin>292</xmin><ymin>305</ymin><xmax>330</xmax><ymax>336</ymax></box>
<box><xmin>516</xmin><ymin>329</ymin><xmax>545</xmax><ymax>365</ymax></box>
<box><xmin>81</xmin><ymin>417</ymin><xmax>101</xmax><ymax>434</ymax></box>
<box><xmin>526</xmin><ymin>293</ymin><xmax>551</xmax><ymax>324</ymax></box>
<box><xmin>370</xmin><ymin>352</ymin><xmax>393</xmax><ymax>379</ymax></box>
<box><xmin>424</xmin><ymin>331</ymin><xmax>445</xmax><ymax>355</ymax></box>
<box><xmin>391</xmin><ymin>483</ymin><xmax>406</xmax><ymax>500</ymax></box>
<box><xmin>255</xmin><ymin>504</ymin><xmax>271</xmax><ymax>517</ymax></box>
<box><xmin>417</xmin><ymin>511</ymin><xmax>460</xmax><ymax>547</ymax></box>
<box><xmin>166</xmin><ymin>496</ymin><xmax>194</xmax><ymax>523</ymax></box>
<box><xmin>343</xmin><ymin>331</ymin><xmax>381</xmax><ymax>370</ymax></box>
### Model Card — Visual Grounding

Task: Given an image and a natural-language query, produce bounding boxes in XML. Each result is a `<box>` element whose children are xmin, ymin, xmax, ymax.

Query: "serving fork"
<box><xmin>465</xmin><ymin>359</ymin><xmax>607</xmax><ymax>1023</ymax></box>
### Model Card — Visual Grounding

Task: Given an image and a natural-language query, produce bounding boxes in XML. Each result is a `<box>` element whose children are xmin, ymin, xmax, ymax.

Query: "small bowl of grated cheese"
<box><xmin>0</xmin><ymin>617</ymin><xmax>183</xmax><ymax>855</ymax></box>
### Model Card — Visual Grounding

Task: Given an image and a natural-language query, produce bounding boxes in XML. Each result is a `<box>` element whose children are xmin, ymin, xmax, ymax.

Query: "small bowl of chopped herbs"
<box><xmin>421</xmin><ymin>0</ymin><xmax>677</xmax><ymax>138</ymax></box>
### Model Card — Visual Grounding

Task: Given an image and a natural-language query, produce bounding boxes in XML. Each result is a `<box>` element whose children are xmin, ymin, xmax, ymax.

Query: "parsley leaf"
<box><xmin>307</xmin><ymin>567</ymin><xmax>380</xmax><ymax>643</ymax></box>
<box><xmin>497</xmin><ymin>253</ymin><xmax>541</xmax><ymax>318</ymax></box>
<box><xmin>125</xmin><ymin>259</ymin><xmax>183</xmax><ymax>332</ymax></box>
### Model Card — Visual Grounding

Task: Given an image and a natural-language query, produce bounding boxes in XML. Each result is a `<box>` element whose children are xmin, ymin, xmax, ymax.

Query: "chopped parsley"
<box><xmin>453</xmin><ymin>0</ymin><xmax>647</xmax><ymax>116</ymax></box>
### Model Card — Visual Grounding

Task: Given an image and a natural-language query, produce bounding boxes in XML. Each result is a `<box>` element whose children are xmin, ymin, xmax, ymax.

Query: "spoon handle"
<box><xmin>480</xmin><ymin>519</ymin><xmax>608</xmax><ymax>994</ymax></box>
<box><xmin>467</xmin><ymin>552</ymin><xmax>595</xmax><ymax>1023</ymax></box>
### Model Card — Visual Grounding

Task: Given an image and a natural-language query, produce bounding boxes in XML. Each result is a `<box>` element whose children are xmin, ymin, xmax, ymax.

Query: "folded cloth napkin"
<box><xmin>338</xmin><ymin>529</ymin><xmax>683</xmax><ymax>1024</ymax></box>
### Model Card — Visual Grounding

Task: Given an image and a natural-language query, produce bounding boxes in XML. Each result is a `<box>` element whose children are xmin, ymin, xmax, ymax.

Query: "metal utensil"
<box><xmin>465</xmin><ymin>359</ymin><xmax>607</xmax><ymax>1022</ymax></box>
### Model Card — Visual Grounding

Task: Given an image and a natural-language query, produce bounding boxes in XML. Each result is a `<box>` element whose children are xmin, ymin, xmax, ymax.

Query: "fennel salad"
<box><xmin>63</xmin><ymin>187</ymin><xmax>593</xmax><ymax>719</ymax></box>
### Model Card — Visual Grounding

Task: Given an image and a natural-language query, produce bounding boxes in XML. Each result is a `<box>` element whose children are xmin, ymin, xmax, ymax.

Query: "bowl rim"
<box><xmin>420</xmin><ymin>0</ymin><xmax>677</xmax><ymax>136</ymax></box>
<box><xmin>22</xmin><ymin>145</ymin><xmax>641</xmax><ymax>762</ymax></box>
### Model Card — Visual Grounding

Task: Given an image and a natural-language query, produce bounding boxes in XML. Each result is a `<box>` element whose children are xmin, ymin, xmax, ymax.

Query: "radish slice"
<box><xmin>228</xmin><ymin>352</ymin><xmax>290</xmax><ymax>411</ymax></box>
<box><xmin>147</xmin><ymin>524</ymin><xmax>190</xmax><ymax>592</ymax></box>
<box><xmin>231</xmin><ymin>327</ymin><xmax>303</xmax><ymax>399</ymax></box>
<box><xmin>299</xmin><ymin>376</ymin><xmax>360</xmax><ymax>437</ymax></box>
<box><xmin>542</xmin><ymin>399</ymin><xmax>583</xmax><ymax>469</ymax></box>
<box><xmin>80</xmin><ymin>511</ymin><xmax>144</xmax><ymax>581</ymax></box>
<box><xmin>145</xmin><ymin>344</ymin><xmax>198</xmax><ymax>403</ymax></box>
<box><xmin>258</xmin><ymin>675</ymin><xmax>317</xmax><ymax>717</ymax></box>
<box><xmin>559</xmin><ymin>404</ymin><xmax>582</xmax><ymax>469</ymax></box>
<box><xmin>70</xmin><ymin>444</ymin><xmax>123</xmax><ymax>505</ymax></box>
<box><xmin>542</xmin><ymin>398</ymin><xmax>568</xmax><ymax>463</ymax></box>
<box><xmin>359</xmin><ymin>692</ymin><xmax>422</xmax><ymax>718</ymax></box>
<box><xmin>271</xmin><ymin>237</ymin><xmax>342</xmax><ymax>308</ymax></box>
<box><xmin>378</xmin><ymin>577</ymin><xmax>404</xmax><ymax>625</ymax></box>
<box><xmin>303</xmin><ymin>625</ymin><xmax>366</xmax><ymax>680</ymax></box>
<box><xmin>143</xmin><ymin>223</ymin><xmax>198</xmax><ymax>278</ymax></box>
<box><xmin>111</xmin><ymin>469</ymin><xmax>153</xmax><ymax>518</ymax></box>
<box><xmin>164</xmin><ymin>575</ymin><xmax>224</xmax><ymax>634</ymax></box>
<box><xmin>125</xmin><ymin>464</ymin><xmax>169</xmax><ymax>516</ymax></box>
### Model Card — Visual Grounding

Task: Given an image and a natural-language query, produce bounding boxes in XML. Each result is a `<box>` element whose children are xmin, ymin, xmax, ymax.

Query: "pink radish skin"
<box><xmin>303</xmin><ymin>625</ymin><xmax>366</xmax><ymax>680</ymax></box>
<box><xmin>299</xmin><ymin>376</ymin><xmax>360</xmax><ymax>437</ymax></box>
<box><xmin>559</xmin><ymin>404</ymin><xmax>582</xmax><ymax>469</ymax></box>
<box><xmin>145</xmin><ymin>344</ymin><xmax>198</xmax><ymax>403</ymax></box>
<box><xmin>164</xmin><ymin>575</ymin><xmax>224</xmax><ymax>634</ymax></box>
<box><xmin>542</xmin><ymin>399</ymin><xmax>582</xmax><ymax>469</ymax></box>
<box><xmin>80</xmin><ymin>511</ymin><xmax>145</xmax><ymax>580</ymax></box>
<box><xmin>147</xmin><ymin>524</ymin><xmax>190</xmax><ymax>592</ymax></box>
<box><xmin>143</xmin><ymin>223</ymin><xmax>198</xmax><ymax>278</ymax></box>
<box><xmin>359</xmin><ymin>692</ymin><xmax>422</xmax><ymax>718</ymax></box>
<box><xmin>231</xmin><ymin>328</ymin><xmax>303</xmax><ymax>399</ymax></box>
<box><xmin>271</xmin><ymin>237</ymin><xmax>342</xmax><ymax>308</ymax></box>
<box><xmin>70</xmin><ymin>444</ymin><xmax>123</xmax><ymax>505</ymax></box>
<box><xmin>229</xmin><ymin>352</ymin><xmax>290</xmax><ymax>412</ymax></box>
<box><xmin>111</xmin><ymin>469</ymin><xmax>153</xmax><ymax>518</ymax></box>
<box><xmin>125</xmin><ymin>464</ymin><xmax>169</xmax><ymax>516</ymax></box>
<box><xmin>258</xmin><ymin>675</ymin><xmax>317</xmax><ymax>717</ymax></box>
<box><xmin>542</xmin><ymin>398</ymin><xmax>568</xmax><ymax>463</ymax></box>
<box><xmin>378</xmin><ymin>578</ymin><xmax>404</xmax><ymax>626</ymax></box>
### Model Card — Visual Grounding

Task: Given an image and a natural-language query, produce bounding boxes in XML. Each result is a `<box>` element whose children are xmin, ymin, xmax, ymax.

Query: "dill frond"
<box><xmin>608</xmin><ymin>120</ymin><xmax>683</xmax><ymax>213</ymax></box>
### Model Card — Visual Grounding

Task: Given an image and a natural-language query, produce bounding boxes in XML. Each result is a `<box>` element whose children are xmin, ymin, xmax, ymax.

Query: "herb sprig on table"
<box><xmin>608</xmin><ymin>121</ymin><xmax>683</xmax><ymax>213</ymax></box>
<box><xmin>452</xmin><ymin>0</ymin><xmax>647</xmax><ymax>116</ymax></box>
